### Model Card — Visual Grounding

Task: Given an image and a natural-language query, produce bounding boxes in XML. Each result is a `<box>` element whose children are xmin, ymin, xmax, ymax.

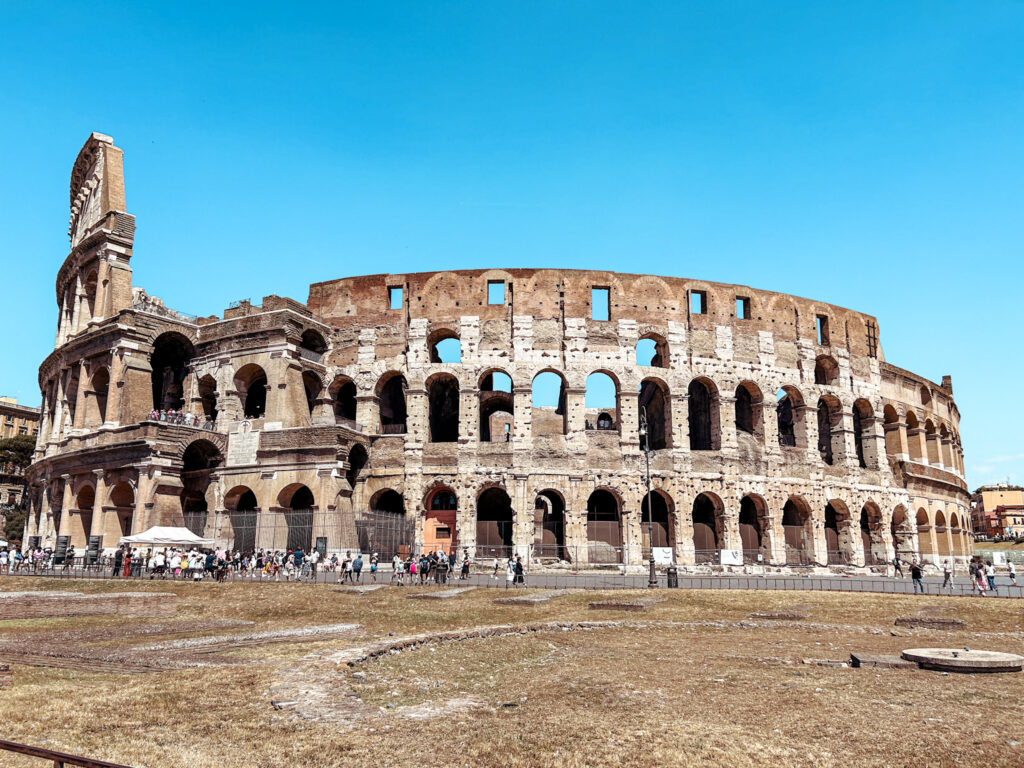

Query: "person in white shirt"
<box><xmin>1008</xmin><ymin>560</ymin><xmax>1017</xmax><ymax>587</ymax></box>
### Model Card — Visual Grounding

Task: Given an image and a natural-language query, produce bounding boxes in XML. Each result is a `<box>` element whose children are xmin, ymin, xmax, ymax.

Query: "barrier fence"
<box><xmin>0</xmin><ymin>738</ymin><xmax>133</xmax><ymax>768</ymax></box>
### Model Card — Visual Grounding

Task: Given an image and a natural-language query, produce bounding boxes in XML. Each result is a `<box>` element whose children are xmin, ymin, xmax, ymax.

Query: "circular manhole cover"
<box><xmin>901</xmin><ymin>648</ymin><xmax>1024</xmax><ymax>673</ymax></box>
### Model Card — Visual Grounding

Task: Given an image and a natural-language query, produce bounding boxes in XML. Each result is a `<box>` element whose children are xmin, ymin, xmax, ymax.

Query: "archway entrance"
<box><xmin>739</xmin><ymin>495</ymin><xmax>766</xmax><ymax>564</ymax></box>
<box><xmin>587</xmin><ymin>489</ymin><xmax>621</xmax><ymax>564</ymax></box>
<box><xmin>782</xmin><ymin>498</ymin><xmax>811</xmax><ymax>565</ymax></box>
<box><xmin>424</xmin><ymin>488</ymin><xmax>456</xmax><ymax>557</ymax></box>
<box><xmin>476</xmin><ymin>487</ymin><xmax>514</xmax><ymax>558</ymax></box>
<box><xmin>641</xmin><ymin>491</ymin><xmax>673</xmax><ymax>560</ymax></box>
<box><xmin>691</xmin><ymin>493</ymin><xmax>721</xmax><ymax>564</ymax></box>
<box><xmin>824</xmin><ymin>501</ymin><xmax>847</xmax><ymax>565</ymax></box>
<box><xmin>283</xmin><ymin>485</ymin><xmax>314</xmax><ymax>552</ymax></box>
<box><xmin>534</xmin><ymin>490</ymin><xmax>567</xmax><ymax>561</ymax></box>
<box><xmin>225</xmin><ymin>486</ymin><xmax>258</xmax><ymax>555</ymax></box>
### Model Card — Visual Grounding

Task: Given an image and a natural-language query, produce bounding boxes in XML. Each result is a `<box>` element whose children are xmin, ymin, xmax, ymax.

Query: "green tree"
<box><xmin>0</xmin><ymin>435</ymin><xmax>37</xmax><ymax>469</ymax></box>
<box><xmin>3</xmin><ymin>505</ymin><xmax>26</xmax><ymax>544</ymax></box>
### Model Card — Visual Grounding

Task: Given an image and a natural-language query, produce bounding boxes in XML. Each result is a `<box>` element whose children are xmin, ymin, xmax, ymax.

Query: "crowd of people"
<box><xmin>892</xmin><ymin>555</ymin><xmax>1017</xmax><ymax>595</ymax></box>
<box><xmin>147</xmin><ymin>410</ymin><xmax>215</xmax><ymax>429</ymax></box>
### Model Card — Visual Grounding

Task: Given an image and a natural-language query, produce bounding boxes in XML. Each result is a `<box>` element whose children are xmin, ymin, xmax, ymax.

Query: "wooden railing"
<box><xmin>0</xmin><ymin>739</ymin><xmax>134</xmax><ymax>768</ymax></box>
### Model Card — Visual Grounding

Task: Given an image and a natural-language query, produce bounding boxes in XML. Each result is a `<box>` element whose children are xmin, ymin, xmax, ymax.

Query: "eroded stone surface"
<box><xmin>901</xmin><ymin>648</ymin><xmax>1024</xmax><ymax>673</ymax></box>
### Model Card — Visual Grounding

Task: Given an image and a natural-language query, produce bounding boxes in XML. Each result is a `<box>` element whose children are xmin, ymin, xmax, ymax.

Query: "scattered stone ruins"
<box><xmin>21</xmin><ymin>133</ymin><xmax>971</xmax><ymax>570</ymax></box>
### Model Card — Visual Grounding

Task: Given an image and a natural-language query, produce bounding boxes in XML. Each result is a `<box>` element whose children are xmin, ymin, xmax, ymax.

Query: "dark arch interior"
<box><xmin>238</xmin><ymin>367</ymin><xmax>268</xmax><ymax>419</ymax></box>
<box><xmin>586</xmin><ymin>490</ymin><xmax>621</xmax><ymax>563</ymax></box>
<box><xmin>379</xmin><ymin>376</ymin><xmax>407</xmax><ymax>432</ymax></box>
<box><xmin>372</xmin><ymin>489</ymin><xmax>404</xmax><ymax>514</ymax></box>
<box><xmin>691</xmin><ymin>494</ymin><xmax>719</xmax><ymax>562</ymax></box>
<box><xmin>151</xmin><ymin>333</ymin><xmax>194</xmax><ymax>411</ymax></box>
<box><xmin>480</xmin><ymin>373</ymin><xmax>514</xmax><ymax>442</ymax></box>
<box><xmin>735</xmin><ymin>386</ymin><xmax>754</xmax><ymax>435</ymax></box>
<box><xmin>300</xmin><ymin>329</ymin><xmax>328</xmax><ymax>354</ymax></box>
<box><xmin>428</xmin><ymin>375</ymin><xmax>460</xmax><ymax>442</ymax></box>
<box><xmin>476</xmin><ymin>487</ymin><xmax>514</xmax><ymax>555</ymax></box>
<box><xmin>688</xmin><ymin>380</ymin><xmax>714</xmax><ymax>450</ymax></box>
<box><xmin>535</xmin><ymin>491</ymin><xmax>567</xmax><ymax>560</ymax></box>
<box><xmin>92</xmin><ymin>367</ymin><xmax>110</xmax><ymax>424</ymax></box>
<box><xmin>333</xmin><ymin>379</ymin><xmax>357</xmax><ymax>422</ymax></box>
<box><xmin>782</xmin><ymin>499</ymin><xmax>809</xmax><ymax>564</ymax></box>
<box><xmin>777</xmin><ymin>391</ymin><xmax>797</xmax><ymax>446</ymax></box>
<box><xmin>290</xmin><ymin>485</ymin><xmax>315</xmax><ymax>510</ymax></box>
<box><xmin>638</xmin><ymin>380</ymin><xmax>668</xmax><ymax>450</ymax></box>
<box><xmin>346</xmin><ymin>444</ymin><xmax>368</xmax><ymax>487</ymax></box>
<box><xmin>739</xmin><ymin>496</ymin><xmax>763</xmax><ymax>561</ymax></box>
<box><xmin>430</xmin><ymin>489</ymin><xmax>457</xmax><ymax>510</ymax></box>
<box><xmin>824</xmin><ymin>502</ymin><xmax>845</xmax><ymax>564</ymax></box>
<box><xmin>641</xmin><ymin>491</ymin><xmax>672</xmax><ymax>551</ymax></box>
<box><xmin>817</xmin><ymin>399</ymin><xmax>835</xmax><ymax>465</ymax></box>
<box><xmin>198</xmin><ymin>375</ymin><xmax>218</xmax><ymax>421</ymax></box>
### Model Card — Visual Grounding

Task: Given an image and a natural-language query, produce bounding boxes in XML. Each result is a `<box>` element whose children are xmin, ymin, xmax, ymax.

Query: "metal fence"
<box><xmin>0</xmin><ymin>738</ymin><xmax>134</xmax><ymax>768</ymax></box>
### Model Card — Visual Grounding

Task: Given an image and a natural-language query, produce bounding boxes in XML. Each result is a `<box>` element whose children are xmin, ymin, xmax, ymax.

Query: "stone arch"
<box><xmin>636</xmin><ymin>332</ymin><xmax>669</xmax><ymax>368</ymax></box>
<box><xmin>816</xmin><ymin>395</ymin><xmax>842</xmax><ymax>465</ymax></box>
<box><xmin>860</xmin><ymin>502</ymin><xmax>883</xmax><ymax>565</ymax></box>
<box><xmin>224</xmin><ymin>485</ymin><xmax>259</xmax><ymax>555</ymax></box>
<box><xmin>72</xmin><ymin>483</ymin><xmax>95</xmax><ymax>549</ymax></box>
<box><xmin>883</xmin><ymin>404</ymin><xmax>900</xmax><ymax>457</ymax></box>
<box><xmin>924</xmin><ymin>420</ymin><xmax>940</xmax><ymax>465</ymax></box>
<box><xmin>916</xmin><ymin>508</ymin><xmax>934</xmax><ymax>555</ymax></box>
<box><xmin>852</xmin><ymin>398</ymin><xmax>874</xmax><ymax>469</ymax></box>
<box><xmin>83</xmin><ymin>269</ymin><xmax>98</xmax><ymax>321</ymax></box>
<box><xmin>151</xmin><ymin>332</ymin><xmax>195</xmax><ymax>411</ymax></box>
<box><xmin>197</xmin><ymin>374</ymin><xmax>218</xmax><ymax>422</ymax></box>
<box><xmin>905</xmin><ymin>411</ymin><xmax>923</xmax><ymax>462</ymax></box>
<box><xmin>479</xmin><ymin>369</ymin><xmax>513</xmax><ymax>442</ymax></box>
<box><xmin>776</xmin><ymin>386</ymin><xmax>804</xmax><ymax>448</ymax></box>
<box><xmin>739</xmin><ymin>494</ymin><xmax>770</xmax><ymax>563</ymax></box>
<box><xmin>426</xmin><ymin>372</ymin><xmax>460</xmax><ymax>443</ymax></box>
<box><xmin>735</xmin><ymin>380</ymin><xmax>764</xmax><ymax>441</ymax></box>
<box><xmin>934</xmin><ymin>509</ymin><xmax>951</xmax><ymax>556</ymax></box>
<box><xmin>638</xmin><ymin>377</ymin><xmax>671</xmax><ymax>450</ymax></box>
<box><xmin>346</xmin><ymin>443</ymin><xmax>368</xmax><ymax>488</ymax></box>
<box><xmin>299</xmin><ymin>328</ymin><xmax>328</xmax><ymax>356</ymax></box>
<box><xmin>814</xmin><ymin>355</ymin><xmax>839</xmax><ymax>386</ymax></box>
<box><xmin>428</xmin><ymin>327</ymin><xmax>462</xmax><ymax>364</ymax></box>
<box><xmin>376</xmin><ymin>371</ymin><xmax>408</xmax><ymax>434</ymax></box>
<box><xmin>824</xmin><ymin>499</ymin><xmax>853</xmax><ymax>565</ymax></box>
<box><xmin>691</xmin><ymin>492</ymin><xmax>724</xmax><ymax>563</ymax></box>
<box><xmin>641</xmin><ymin>489</ymin><xmax>674</xmax><ymax>559</ymax></box>
<box><xmin>476</xmin><ymin>486</ymin><xmax>514</xmax><ymax>558</ymax></box>
<box><xmin>534</xmin><ymin>489</ymin><xmax>568</xmax><ymax>561</ymax></box>
<box><xmin>688</xmin><ymin>377</ymin><xmax>720</xmax><ymax>450</ymax></box>
<box><xmin>107</xmin><ymin>481</ymin><xmax>135</xmax><ymax>539</ymax></box>
<box><xmin>587</xmin><ymin>488</ymin><xmax>622</xmax><ymax>564</ymax></box>
<box><xmin>302</xmin><ymin>370</ymin><xmax>323</xmax><ymax>417</ymax></box>
<box><xmin>531</xmin><ymin>369</ymin><xmax>568</xmax><ymax>436</ymax></box>
<box><xmin>329</xmin><ymin>375</ymin><xmax>357</xmax><ymax>424</ymax></box>
<box><xmin>234</xmin><ymin>363</ymin><xmax>269</xmax><ymax>419</ymax></box>
<box><xmin>585</xmin><ymin>371</ymin><xmax>619</xmax><ymax>432</ymax></box>
<box><xmin>782</xmin><ymin>496</ymin><xmax>813</xmax><ymax>565</ymax></box>
<box><xmin>90</xmin><ymin>365</ymin><xmax>110</xmax><ymax>426</ymax></box>
<box><xmin>279</xmin><ymin>483</ymin><xmax>316</xmax><ymax>510</ymax></box>
<box><xmin>890</xmin><ymin>505</ymin><xmax>912</xmax><ymax>559</ymax></box>
<box><xmin>180</xmin><ymin>439</ymin><xmax>222</xmax><ymax>534</ymax></box>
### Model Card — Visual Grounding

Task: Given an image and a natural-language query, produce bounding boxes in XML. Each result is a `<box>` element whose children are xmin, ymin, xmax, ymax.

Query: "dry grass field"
<box><xmin>1</xmin><ymin>577</ymin><xmax>1023</xmax><ymax>768</ymax></box>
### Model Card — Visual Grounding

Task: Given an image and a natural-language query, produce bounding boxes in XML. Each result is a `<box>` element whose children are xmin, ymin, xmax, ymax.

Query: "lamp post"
<box><xmin>639</xmin><ymin>405</ymin><xmax>657</xmax><ymax>588</ymax></box>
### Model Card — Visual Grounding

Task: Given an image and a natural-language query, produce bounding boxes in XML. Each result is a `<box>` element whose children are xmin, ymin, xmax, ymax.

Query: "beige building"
<box><xmin>0</xmin><ymin>398</ymin><xmax>40</xmax><ymax>516</ymax></box>
<box><xmin>971</xmin><ymin>483</ymin><xmax>1024</xmax><ymax>538</ymax></box>
<box><xmin>23</xmin><ymin>134</ymin><xmax>971</xmax><ymax>567</ymax></box>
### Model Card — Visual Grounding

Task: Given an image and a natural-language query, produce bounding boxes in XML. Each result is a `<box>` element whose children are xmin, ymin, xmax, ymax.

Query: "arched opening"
<box><xmin>109</xmin><ymin>482</ymin><xmax>134</xmax><ymax>538</ymax></box>
<box><xmin>427</xmin><ymin>373</ymin><xmax>460</xmax><ymax>442</ymax></box>
<box><xmin>234</xmin><ymin>364</ymin><xmax>268</xmax><ymax>419</ymax></box>
<box><xmin>280</xmin><ymin>484</ymin><xmax>315</xmax><ymax>552</ymax></box>
<box><xmin>949</xmin><ymin>511</ymin><xmax>963</xmax><ymax>556</ymax></box>
<box><xmin>198</xmin><ymin>375</ymin><xmax>218</xmax><ymax>422</ymax></box>
<box><xmin>735</xmin><ymin>381</ymin><xmax>763</xmax><ymax>443</ymax></box>
<box><xmin>377</xmin><ymin>373</ymin><xmax>408</xmax><ymax>434</ymax></box>
<box><xmin>687</xmin><ymin>378</ymin><xmax>719</xmax><ymax>450</ymax></box>
<box><xmin>345</xmin><ymin>444</ymin><xmax>368</xmax><ymax>488</ymax></box>
<box><xmin>299</xmin><ymin>329</ymin><xmax>328</xmax><ymax>360</ymax></box>
<box><xmin>814</xmin><ymin>355</ymin><xmax>839</xmax><ymax>386</ymax></box>
<box><xmin>180</xmin><ymin>439</ymin><xmax>221</xmax><ymax>535</ymax></box>
<box><xmin>359</xmin><ymin>488</ymin><xmax>408</xmax><ymax>557</ymax></box>
<box><xmin>816</xmin><ymin>396</ymin><xmax>840</xmax><ymax>465</ymax></box>
<box><xmin>776</xmin><ymin>387</ymin><xmax>803</xmax><ymax>448</ymax></box>
<box><xmin>739</xmin><ymin>495</ymin><xmax>768</xmax><ymax>564</ymax></box>
<box><xmin>891</xmin><ymin>505</ymin><xmax>913</xmax><ymax>560</ymax></box>
<box><xmin>91</xmin><ymin>367</ymin><xmax>110</xmax><ymax>425</ymax></box>
<box><xmin>916</xmin><ymin>508</ymin><xmax>933</xmax><ymax>555</ymax></box>
<box><xmin>853</xmin><ymin>399</ymin><xmax>873</xmax><ymax>469</ymax></box>
<box><xmin>934</xmin><ymin>510</ymin><xmax>950</xmax><ymax>556</ymax></box>
<box><xmin>920</xmin><ymin>385</ymin><xmax>931</xmax><ymax>406</ymax></box>
<box><xmin>585</xmin><ymin>372</ymin><xmax>619</xmax><ymax>432</ymax></box>
<box><xmin>860</xmin><ymin>504</ymin><xmax>881</xmax><ymax>565</ymax></box>
<box><xmin>479</xmin><ymin>371</ymin><xmax>513</xmax><ymax>442</ymax></box>
<box><xmin>782</xmin><ymin>497</ymin><xmax>812</xmax><ymax>565</ymax></box>
<box><xmin>939</xmin><ymin>425</ymin><xmax>953</xmax><ymax>468</ymax></box>
<box><xmin>534</xmin><ymin>490</ymin><xmax>567</xmax><ymax>561</ymax></box>
<box><xmin>883</xmin><ymin>405</ymin><xmax>900</xmax><ymax>457</ymax></box>
<box><xmin>151</xmin><ymin>332</ymin><xmax>195</xmax><ymax>411</ymax></box>
<box><xmin>635</xmin><ymin>334</ymin><xmax>668</xmax><ymax>367</ymax></box>
<box><xmin>73</xmin><ymin>485</ymin><xmax>95</xmax><ymax>549</ymax></box>
<box><xmin>476</xmin><ymin>487</ymin><xmax>514</xmax><ymax>559</ymax></box>
<box><xmin>587</xmin><ymin>489</ymin><xmax>622</xmax><ymax>564</ymax></box>
<box><xmin>225</xmin><ymin>485</ymin><xmax>259</xmax><ymax>555</ymax></box>
<box><xmin>824</xmin><ymin>501</ymin><xmax>850</xmax><ymax>565</ymax></box>
<box><xmin>925</xmin><ymin>420</ymin><xmax>940</xmax><ymax>465</ymax></box>
<box><xmin>905</xmin><ymin>411</ymin><xmax>923</xmax><ymax>462</ymax></box>
<box><xmin>638</xmin><ymin>378</ymin><xmax>671</xmax><ymax>450</ymax></box>
<box><xmin>641</xmin><ymin>490</ymin><xmax>674</xmax><ymax>560</ymax></box>
<box><xmin>429</xmin><ymin>330</ymin><xmax>462</xmax><ymax>363</ymax></box>
<box><xmin>691</xmin><ymin>493</ymin><xmax>722</xmax><ymax>563</ymax></box>
<box><xmin>330</xmin><ymin>376</ymin><xmax>357</xmax><ymax>425</ymax></box>
<box><xmin>531</xmin><ymin>370</ymin><xmax>568</xmax><ymax>436</ymax></box>
<box><xmin>424</xmin><ymin>487</ymin><xmax>456</xmax><ymax>557</ymax></box>
<box><xmin>83</xmin><ymin>271</ymin><xmax>98</xmax><ymax>322</ymax></box>
<box><xmin>302</xmin><ymin>370</ymin><xmax>323</xmax><ymax>417</ymax></box>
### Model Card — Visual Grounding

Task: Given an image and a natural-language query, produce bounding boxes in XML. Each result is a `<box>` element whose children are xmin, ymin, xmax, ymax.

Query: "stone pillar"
<box><xmin>72</xmin><ymin>360</ymin><xmax>89</xmax><ymax>431</ymax></box>
<box><xmin>719</xmin><ymin>395</ymin><xmax>738</xmax><ymax>454</ymax></box>
<box><xmin>406</xmin><ymin>387</ymin><xmax>427</xmax><ymax>444</ymax></box>
<box><xmin>671</xmin><ymin>393</ymin><xmax>689</xmax><ymax>452</ymax></box>
<box><xmin>835</xmin><ymin>410</ymin><xmax>857</xmax><ymax>468</ymax></box>
<box><xmin>795</xmin><ymin>404</ymin><xmax>818</xmax><ymax>464</ymax></box>
<box><xmin>564</xmin><ymin>387</ymin><xmax>586</xmax><ymax>449</ymax></box>
<box><xmin>512</xmin><ymin>474</ymin><xmax>532</xmax><ymax>561</ymax></box>
<box><xmin>676</xmin><ymin>496</ymin><xmax>695</xmax><ymax>567</ymax></box>
<box><xmin>357</xmin><ymin>394</ymin><xmax>378</xmax><ymax>435</ymax></box>
<box><xmin>566</xmin><ymin>476</ymin><xmax>587</xmax><ymax>565</ymax></box>
<box><xmin>619</xmin><ymin>389</ymin><xmax>639</xmax><ymax>454</ymax></box>
<box><xmin>512</xmin><ymin>385</ymin><xmax>532</xmax><ymax>446</ymax></box>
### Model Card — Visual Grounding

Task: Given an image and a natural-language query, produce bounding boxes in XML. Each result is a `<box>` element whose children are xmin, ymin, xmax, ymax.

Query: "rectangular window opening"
<box><xmin>816</xmin><ymin>315</ymin><xmax>830</xmax><ymax>345</ymax></box>
<box><xmin>388</xmin><ymin>286</ymin><xmax>403</xmax><ymax>311</ymax></box>
<box><xmin>690</xmin><ymin>290</ymin><xmax>707</xmax><ymax>315</ymax></box>
<box><xmin>736</xmin><ymin>296</ymin><xmax>750</xmax><ymax>320</ymax></box>
<box><xmin>592</xmin><ymin>287</ymin><xmax>610</xmax><ymax>321</ymax></box>
<box><xmin>487</xmin><ymin>281</ymin><xmax>505</xmax><ymax>305</ymax></box>
<box><xmin>866</xmin><ymin>321</ymin><xmax>878</xmax><ymax>358</ymax></box>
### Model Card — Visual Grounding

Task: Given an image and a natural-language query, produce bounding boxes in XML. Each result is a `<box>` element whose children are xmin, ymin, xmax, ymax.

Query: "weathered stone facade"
<box><xmin>23</xmin><ymin>134</ymin><xmax>971</xmax><ymax>569</ymax></box>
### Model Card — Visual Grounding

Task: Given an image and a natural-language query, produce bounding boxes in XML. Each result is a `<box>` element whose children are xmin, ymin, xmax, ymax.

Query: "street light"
<box><xmin>638</xmin><ymin>405</ymin><xmax>657</xmax><ymax>588</ymax></box>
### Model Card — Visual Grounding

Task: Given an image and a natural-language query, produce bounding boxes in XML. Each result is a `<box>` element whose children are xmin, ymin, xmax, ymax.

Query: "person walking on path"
<box><xmin>1008</xmin><ymin>560</ymin><xmax>1017</xmax><ymax>587</ymax></box>
<box><xmin>513</xmin><ymin>555</ymin><xmax>525</xmax><ymax>587</ymax></box>
<box><xmin>370</xmin><ymin>553</ymin><xmax>378</xmax><ymax>583</ymax></box>
<box><xmin>352</xmin><ymin>553</ymin><xmax>363</xmax><ymax>582</ymax></box>
<box><xmin>975</xmin><ymin>564</ymin><xmax>988</xmax><ymax>596</ymax></box>
<box><xmin>492</xmin><ymin>557</ymin><xmax>500</xmax><ymax>579</ymax></box>
<box><xmin>892</xmin><ymin>555</ymin><xmax>904</xmax><ymax>578</ymax></box>
<box><xmin>941</xmin><ymin>560</ymin><xmax>954</xmax><ymax>594</ymax></box>
<box><xmin>505</xmin><ymin>556</ymin><xmax>516</xmax><ymax>589</ymax></box>
<box><xmin>461</xmin><ymin>548</ymin><xmax>470</xmax><ymax>580</ymax></box>
<box><xmin>985</xmin><ymin>562</ymin><xmax>998</xmax><ymax>595</ymax></box>
<box><xmin>910</xmin><ymin>561</ymin><xmax>926</xmax><ymax>594</ymax></box>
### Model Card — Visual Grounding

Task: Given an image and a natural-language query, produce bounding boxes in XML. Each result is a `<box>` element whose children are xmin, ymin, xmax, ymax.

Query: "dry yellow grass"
<box><xmin>1</xmin><ymin>577</ymin><xmax>1022</xmax><ymax>768</ymax></box>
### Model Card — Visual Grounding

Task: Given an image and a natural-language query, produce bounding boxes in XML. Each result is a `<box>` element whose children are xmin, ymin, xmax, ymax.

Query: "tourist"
<box><xmin>942</xmin><ymin>560</ymin><xmax>953</xmax><ymax>594</ymax></box>
<box><xmin>910</xmin><ymin>560</ymin><xmax>925</xmax><ymax>594</ymax></box>
<box><xmin>985</xmin><ymin>562</ymin><xmax>998</xmax><ymax>595</ymax></box>
<box><xmin>892</xmin><ymin>555</ymin><xmax>903</xmax><ymax>578</ymax></box>
<box><xmin>975</xmin><ymin>565</ymin><xmax>988</xmax><ymax>596</ymax></box>
<box><xmin>353</xmin><ymin>553</ymin><xmax>363</xmax><ymax>582</ymax></box>
<box><xmin>492</xmin><ymin>556</ymin><xmax>500</xmax><ymax>579</ymax></box>
<box><xmin>1008</xmin><ymin>560</ymin><xmax>1017</xmax><ymax>587</ymax></box>
<box><xmin>369</xmin><ymin>553</ymin><xmax>378</xmax><ymax>582</ymax></box>
<box><xmin>505</xmin><ymin>556</ymin><xmax>515</xmax><ymax>589</ymax></box>
<box><xmin>391</xmin><ymin>553</ymin><xmax>404</xmax><ymax>585</ymax></box>
<box><xmin>461</xmin><ymin>549</ymin><xmax>470</xmax><ymax>581</ymax></box>
<box><xmin>514</xmin><ymin>555</ymin><xmax>525</xmax><ymax>587</ymax></box>
<box><xmin>122</xmin><ymin>549</ymin><xmax>133</xmax><ymax>578</ymax></box>
<box><xmin>341</xmin><ymin>553</ymin><xmax>354</xmax><ymax>583</ymax></box>
<box><xmin>0</xmin><ymin>548</ymin><xmax>8</xmax><ymax>575</ymax></box>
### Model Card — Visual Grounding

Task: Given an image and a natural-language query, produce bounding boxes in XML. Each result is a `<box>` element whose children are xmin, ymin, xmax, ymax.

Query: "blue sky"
<box><xmin>1</xmin><ymin>2</ymin><xmax>1022</xmax><ymax>488</ymax></box>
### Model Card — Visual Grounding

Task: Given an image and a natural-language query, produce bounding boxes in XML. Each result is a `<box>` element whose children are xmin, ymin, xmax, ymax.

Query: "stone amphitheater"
<box><xmin>21</xmin><ymin>133</ymin><xmax>971</xmax><ymax>570</ymax></box>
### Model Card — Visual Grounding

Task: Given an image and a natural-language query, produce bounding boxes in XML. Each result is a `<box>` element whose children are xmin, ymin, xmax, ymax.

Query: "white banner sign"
<box><xmin>720</xmin><ymin>549</ymin><xmax>743</xmax><ymax>566</ymax></box>
<box><xmin>652</xmin><ymin>547</ymin><xmax>674</xmax><ymax>565</ymax></box>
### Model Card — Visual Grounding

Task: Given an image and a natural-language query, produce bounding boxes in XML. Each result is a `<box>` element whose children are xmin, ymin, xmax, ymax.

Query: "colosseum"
<box><xmin>22</xmin><ymin>133</ymin><xmax>972</xmax><ymax>570</ymax></box>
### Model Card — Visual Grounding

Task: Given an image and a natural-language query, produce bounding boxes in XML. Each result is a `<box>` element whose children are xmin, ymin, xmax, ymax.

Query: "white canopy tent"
<box><xmin>118</xmin><ymin>526</ymin><xmax>214</xmax><ymax>548</ymax></box>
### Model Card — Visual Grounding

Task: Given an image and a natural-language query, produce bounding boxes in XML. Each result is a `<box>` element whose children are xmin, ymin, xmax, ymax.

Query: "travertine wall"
<box><xmin>23</xmin><ymin>134</ymin><xmax>971</xmax><ymax>570</ymax></box>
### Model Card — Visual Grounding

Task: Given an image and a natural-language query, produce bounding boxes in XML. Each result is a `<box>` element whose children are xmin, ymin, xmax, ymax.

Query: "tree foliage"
<box><xmin>0</xmin><ymin>435</ymin><xmax>36</xmax><ymax>469</ymax></box>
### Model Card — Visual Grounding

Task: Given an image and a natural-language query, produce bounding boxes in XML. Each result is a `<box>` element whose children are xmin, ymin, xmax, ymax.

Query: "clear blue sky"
<box><xmin>2</xmin><ymin>1</ymin><xmax>1022</xmax><ymax>489</ymax></box>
